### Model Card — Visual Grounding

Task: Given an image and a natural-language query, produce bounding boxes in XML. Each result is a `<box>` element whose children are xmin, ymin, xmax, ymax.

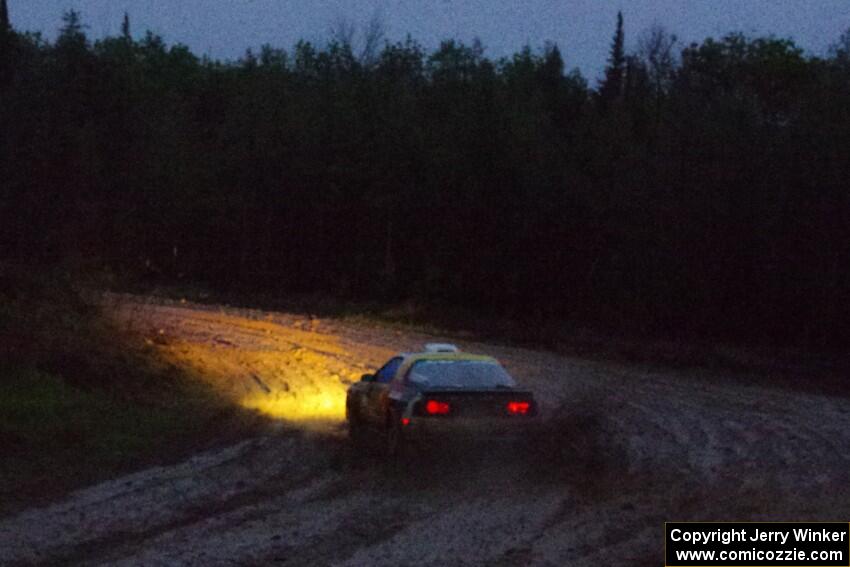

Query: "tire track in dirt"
<box><xmin>0</xmin><ymin>434</ymin><xmax>337</xmax><ymax>566</ymax></box>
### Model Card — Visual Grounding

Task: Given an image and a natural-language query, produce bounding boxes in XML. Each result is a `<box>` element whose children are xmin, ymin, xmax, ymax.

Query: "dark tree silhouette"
<box><xmin>831</xmin><ymin>28</ymin><xmax>850</xmax><ymax>66</ymax></box>
<box><xmin>598</xmin><ymin>11</ymin><xmax>626</xmax><ymax>107</ymax></box>
<box><xmin>0</xmin><ymin>0</ymin><xmax>9</xmax><ymax>32</ymax></box>
<box><xmin>0</xmin><ymin>0</ymin><xmax>11</xmax><ymax>86</ymax></box>
<box><xmin>121</xmin><ymin>12</ymin><xmax>131</xmax><ymax>41</ymax></box>
<box><xmin>2</xmin><ymin>10</ymin><xmax>849</xmax><ymax>350</ymax></box>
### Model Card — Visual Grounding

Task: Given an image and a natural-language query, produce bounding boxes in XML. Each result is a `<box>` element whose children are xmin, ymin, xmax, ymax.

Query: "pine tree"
<box><xmin>0</xmin><ymin>0</ymin><xmax>11</xmax><ymax>87</ymax></box>
<box><xmin>598</xmin><ymin>11</ymin><xmax>626</xmax><ymax>107</ymax></box>
<box><xmin>541</xmin><ymin>43</ymin><xmax>564</xmax><ymax>82</ymax></box>
<box><xmin>121</xmin><ymin>12</ymin><xmax>131</xmax><ymax>41</ymax></box>
<box><xmin>57</xmin><ymin>9</ymin><xmax>86</xmax><ymax>51</ymax></box>
<box><xmin>0</xmin><ymin>0</ymin><xmax>9</xmax><ymax>33</ymax></box>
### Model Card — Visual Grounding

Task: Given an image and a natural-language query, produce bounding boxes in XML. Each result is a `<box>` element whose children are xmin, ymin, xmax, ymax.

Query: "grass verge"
<box><xmin>0</xmin><ymin>264</ymin><xmax>262</xmax><ymax>515</ymax></box>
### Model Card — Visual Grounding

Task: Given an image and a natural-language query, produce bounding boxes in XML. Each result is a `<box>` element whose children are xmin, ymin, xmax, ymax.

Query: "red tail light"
<box><xmin>425</xmin><ymin>400</ymin><xmax>451</xmax><ymax>415</ymax></box>
<box><xmin>507</xmin><ymin>401</ymin><xmax>530</xmax><ymax>415</ymax></box>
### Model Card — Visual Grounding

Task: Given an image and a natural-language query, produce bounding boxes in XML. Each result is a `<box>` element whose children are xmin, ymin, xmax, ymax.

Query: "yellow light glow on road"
<box><xmin>241</xmin><ymin>388</ymin><xmax>346</xmax><ymax>422</ymax></box>
<box><xmin>153</xmin><ymin>334</ymin><xmax>355</xmax><ymax>423</ymax></box>
<box><xmin>106</xmin><ymin>302</ymin><xmax>373</xmax><ymax>427</ymax></box>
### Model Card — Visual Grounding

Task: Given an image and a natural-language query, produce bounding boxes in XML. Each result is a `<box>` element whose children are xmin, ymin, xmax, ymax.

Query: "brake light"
<box><xmin>401</xmin><ymin>417</ymin><xmax>411</xmax><ymax>426</ymax></box>
<box><xmin>425</xmin><ymin>400</ymin><xmax>450</xmax><ymax>415</ymax></box>
<box><xmin>507</xmin><ymin>401</ymin><xmax>530</xmax><ymax>415</ymax></box>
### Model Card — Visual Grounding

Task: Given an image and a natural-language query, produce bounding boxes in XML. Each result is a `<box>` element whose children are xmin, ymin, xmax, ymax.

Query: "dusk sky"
<box><xmin>7</xmin><ymin>1</ymin><xmax>849</xmax><ymax>79</ymax></box>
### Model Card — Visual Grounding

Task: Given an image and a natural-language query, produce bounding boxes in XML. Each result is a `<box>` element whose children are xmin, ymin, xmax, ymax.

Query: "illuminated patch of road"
<box><xmin>107</xmin><ymin>302</ymin><xmax>374</xmax><ymax>425</ymax></box>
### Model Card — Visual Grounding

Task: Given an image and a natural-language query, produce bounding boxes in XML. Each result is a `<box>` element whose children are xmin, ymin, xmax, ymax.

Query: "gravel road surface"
<box><xmin>2</xmin><ymin>295</ymin><xmax>848</xmax><ymax>565</ymax></box>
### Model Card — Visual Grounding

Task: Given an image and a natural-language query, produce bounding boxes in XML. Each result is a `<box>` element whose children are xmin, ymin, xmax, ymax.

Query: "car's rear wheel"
<box><xmin>348</xmin><ymin>414</ymin><xmax>366</xmax><ymax>449</ymax></box>
<box><xmin>384</xmin><ymin>413</ymin><xmax>405</xmax><ymax>458</ymax></box>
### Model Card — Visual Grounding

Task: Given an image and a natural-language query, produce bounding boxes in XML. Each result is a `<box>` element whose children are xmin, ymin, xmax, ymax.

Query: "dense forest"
<box><xmin>1</xmin><ymin>6</ymin><xmax>849</xmax><ymax>349</ymax></box>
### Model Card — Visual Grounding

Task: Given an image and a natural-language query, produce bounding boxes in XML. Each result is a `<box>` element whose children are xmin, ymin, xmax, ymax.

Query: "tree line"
<box><xmin>2</xmin><ymin>6</ymin><xmax>849</xmax><ymax>348</ymax></box>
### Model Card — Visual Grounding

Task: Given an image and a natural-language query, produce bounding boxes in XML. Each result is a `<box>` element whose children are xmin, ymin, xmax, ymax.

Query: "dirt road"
<box><xmin>2</xmin><ymin>295</ymin><xmax>849</xmax><ymax>565</ymax></box>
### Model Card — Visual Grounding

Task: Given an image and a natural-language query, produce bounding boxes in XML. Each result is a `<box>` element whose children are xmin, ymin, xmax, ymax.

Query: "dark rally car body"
<box><xmin>345</xmin><ymin>344</ymin><xmax>538</xmax><ymax>455</ymax></box>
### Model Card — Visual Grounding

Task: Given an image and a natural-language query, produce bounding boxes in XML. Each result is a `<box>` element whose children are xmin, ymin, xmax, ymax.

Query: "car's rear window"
<box><xmin>407</xmin><ymin>360</ymin><xmax>516</xmax><ymax>390</ymax></box>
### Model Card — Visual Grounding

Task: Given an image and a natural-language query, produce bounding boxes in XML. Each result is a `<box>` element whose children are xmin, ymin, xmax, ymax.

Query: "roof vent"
<box><xmin>424</xmin><ymin>343</ymin><xmax>460</xmax><ymax>353</ymax></box>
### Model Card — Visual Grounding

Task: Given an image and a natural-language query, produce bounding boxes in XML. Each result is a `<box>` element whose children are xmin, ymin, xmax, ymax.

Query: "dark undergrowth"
<box><xmin>0</xmin><ymin>264</ymin><xmax>269</xmax><ymax>515</ymax></box>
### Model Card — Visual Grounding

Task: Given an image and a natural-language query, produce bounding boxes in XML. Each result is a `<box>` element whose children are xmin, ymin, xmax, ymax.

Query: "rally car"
<box><xmin>345</xmin><ymin>343</ymin><xmax>538</xmax><ymax>456</ymax></box>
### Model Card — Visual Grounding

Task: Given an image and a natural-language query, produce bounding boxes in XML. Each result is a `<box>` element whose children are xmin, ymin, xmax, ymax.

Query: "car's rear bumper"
<box><xmin>401</xmin><ymin>416</ymin><xmax>540</xmax><ymax>443</ymax></box>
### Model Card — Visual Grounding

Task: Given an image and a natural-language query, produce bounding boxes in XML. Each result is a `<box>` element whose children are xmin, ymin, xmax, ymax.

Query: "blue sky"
<box><xmin>7</xmin><ymin>1</ymin><xmax>849</xmax><ymax>79</ymax></box>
